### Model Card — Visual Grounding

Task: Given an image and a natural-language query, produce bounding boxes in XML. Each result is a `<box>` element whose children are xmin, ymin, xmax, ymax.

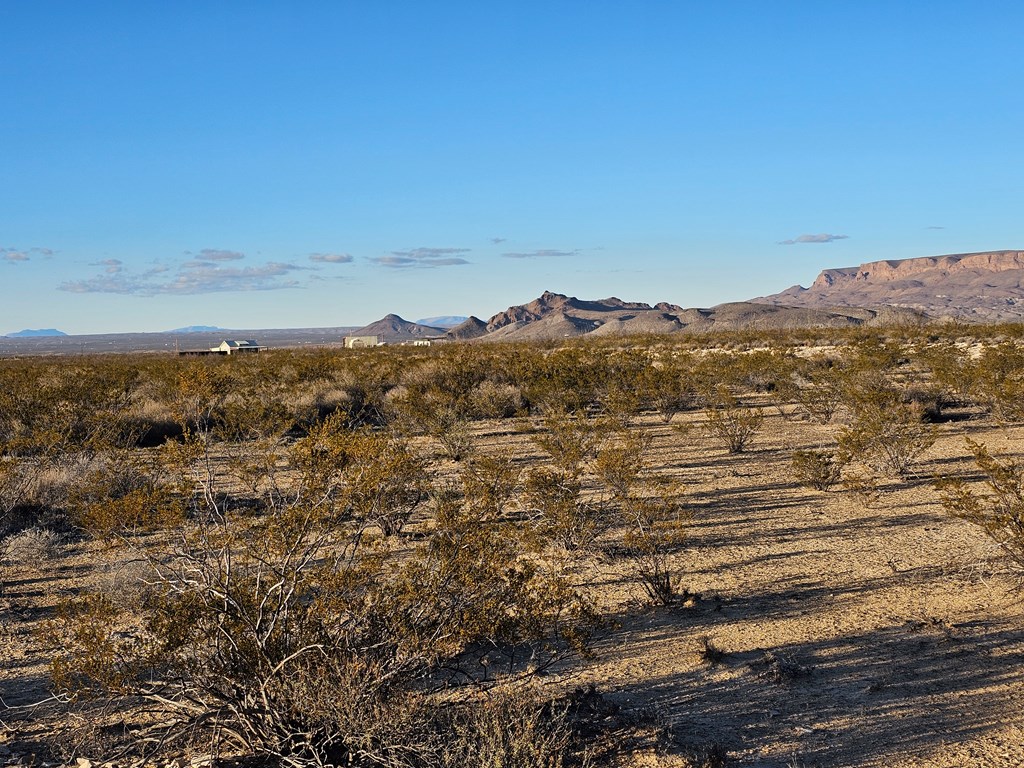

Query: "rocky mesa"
<box><xmin>759</xmin><ymin>250</ymin><xmax>1024</xmax><ymax>321</ymax></box>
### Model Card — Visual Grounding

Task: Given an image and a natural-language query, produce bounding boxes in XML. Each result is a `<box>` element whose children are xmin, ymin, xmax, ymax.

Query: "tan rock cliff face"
<box><xmin>761</xmin><ymin>250</ymin><xmax>1024</xmax><ymax>321</ymax></box>
<box><xmin>814</xmin><ymin>251</ymin><xmax>1024</xmax><ymax>287</ymax></box>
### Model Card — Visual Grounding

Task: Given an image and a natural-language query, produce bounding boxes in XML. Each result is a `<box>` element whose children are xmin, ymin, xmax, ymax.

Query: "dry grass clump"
<box><xmin>2</xmin><ymin>526</ymin><xmax>62</xmax><ymax>566</ymax></box>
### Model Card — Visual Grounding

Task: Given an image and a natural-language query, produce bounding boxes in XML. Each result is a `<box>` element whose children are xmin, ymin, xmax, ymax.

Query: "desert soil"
<box><xmin>2</xmin><ymin>406</ymin><xmax>1023</xmax><ymax>767</ymax></box>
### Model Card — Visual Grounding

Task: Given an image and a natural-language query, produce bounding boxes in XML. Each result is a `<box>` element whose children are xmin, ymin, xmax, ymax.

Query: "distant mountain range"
<box><xmin>344</xmin><ymin>249</ymin><xmax>1024</xmax><ymax>343</ymax></box>
<box><xmin>165</xmin><ymin>325</ymin><xmax>225</xmax><ymax>334</ymax></box>
<box><xmin>8</xmin><ymin>250</ymin><xmax>1024</xmax><ymax>351</ymax></box>
<box><xmin>4</xmin><ymin>328</ymin><xmax>67</xmax><ymax>338</ymax></box>
<box><xmin>438</xmin><ymin>291</ymin><xmax>918</xmax><ymax>342</ymax></box>
<box><xmin>757</xmin><ymin>250</ymin><xmax>1024</xmax><ymax>322</ymax></box>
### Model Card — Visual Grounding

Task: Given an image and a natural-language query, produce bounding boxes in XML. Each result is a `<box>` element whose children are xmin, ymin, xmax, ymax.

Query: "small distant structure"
<box><xmin>410</xmin><ymin>339</ymin><xmax>433</xmax><ymax>347</ymax></box>
<box><xmin>343</xmin><ymin>335</ymin><xmax>383</xmax><ymax>349</ymax></box>
<box><xmin>178</xmin><ymin>339</ymin><xmax>262</xmax><ymax>356</ymax></box>
<box><xmin>211</xmin><ymin>340</ymin><xmax>261</xmax><ymax>355</ymax></box>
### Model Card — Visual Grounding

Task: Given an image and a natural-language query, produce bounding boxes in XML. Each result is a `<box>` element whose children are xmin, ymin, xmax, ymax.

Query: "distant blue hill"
<box><xmin>6</xmin><ymin>328</ymin><xmax>68</xmax><ymax>337</ymax></box>
<box><xmin>165</xmin><ymin>325</ymin><xmax>225</xmax><ymax>334</ymax></box>
<box><xmin>416</xmin><ymin>316</ymin><xmax>468</xmax><ymax>328</ymax></box>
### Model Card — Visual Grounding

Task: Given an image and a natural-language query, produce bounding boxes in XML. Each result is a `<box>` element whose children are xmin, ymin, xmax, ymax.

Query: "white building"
<box><xmin>210</xmin><ymin>340</ymin><xmax>261</xmax><ymax>354</ymax></box>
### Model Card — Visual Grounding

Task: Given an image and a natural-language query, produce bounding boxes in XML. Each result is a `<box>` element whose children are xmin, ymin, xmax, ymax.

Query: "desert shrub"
<box><xmin>171</xmin><ymin>361</ymin><xmax>233</xmax><ymax>433</ymax></box>
<box><xmin>938</xmin><ymin>439</ymin><xmax>1024</xmax><ymax>574</ymax></box>
<box><xmin>702</xmin><ymin>388</ymin><xmax>765</xmax><ymax>454</ymax></box>
<box><xmin>0</xmin><ymin>361</ymin><xmax>138</xmax><ymax>456</ymax></box>
<box><xmin>334</xmin><ymin>359</ymin><xmax>396</xmax><ymax>428</ymax></box>
<box><xmin>837</xmin><ymin>394</ymin><xmax>936</xmax><ymax>478</ymax></box>
<box><xmin>1</xmin><ymin>526</ymin><xmax>62</xmax><ymax>566</ymax></box>
<box><xmin>531</xmin><ymin>412</ymin><xmax>611</xmax><ymax>475</ymax></box>
<box><xmin>0</xmin><ymin>456</ymin><xmax>35</xmax><ymax>534</ymax></box>
<box><xmin>291</xmin><ymin>416</ymin><xmax>427</xmax><ymax>536</ymax></box>
<box><xmin>696</xmin><ymin>636</ymin><xmax>727</xmax><ymax>666</ymax></box>
<box><xmin>640</xmin><ymin>355</ymin><xmax>698</xmax><ymax>423</ymax></box>
<box><xmin>516</xmin><ymin>348</ymin><xmax>603</xmax><ymax>415</ymax></box>
<box><xmin>844</xmin><ymin>336</ymin><xmax>908</xmax><ymax>376</ymax></box>
<box><xmin>91</xmin><ymin>558</ymin><xmax>161</xmax><ymax>612</ymax></box>
<box><xmin>842</xmin><ymin>468</ymin><xmax>881</xmax><ymax>507</ymax></box>
<box><xmin>525</xmin><ymin>467</ymin><xmax>604</xmax><ymax>552</ymax></box>
<box><xmin>593</xmin><ymin>429</ymin><xmax>652</xmax><ymax>500</ymax></box>
<box><xmin>732</xmin><ymin>349</ymin><xmax>796</xmax><ymax>394</ymax></box>
<box><xmin>462</xmin><ymin>453</ymin><xmax>521</xmax><ymax>520</ymax></box>
<box><xmin>442</xmin><ymin>688</ymin><xmax>591</xmax><ymax>768</ymax></box>
<box><xmin>619</xmin><ymin>487</ymin><xmax>690</xmax><ymax>605</ymax></box>
<box><xmin>413</xmin><ymin>493</ymin><xmax>597</xmax><ymax>669</ymax></box>
<box><xmin>389</xmin><ymin>382</ymin><xmax>476</xmax><ymax>461</ymax></box>
<box><xmin>920</xmin><ymin>341</ymin><xmax>979</xmax><ymax>407</ymax></box>
<box><xmin>467</xmin><ymin>380</ymin><xmax>525</xmax><ymax>419</ymax></box>
<box><xmin>974</xmin><ymin>342</ymin><xmax>1024</xmax><ymax>421</ymax></box>
<box><xmin>791</xmin><ymin>449</ymin><xmax>844</xmax><ymax>491</ymax></box>
<box><xmin>50</xmin><ymin>487</ymin><xmax>596</xmax><ymax>766</ymax></box>
<box><xmin>216</xmin><ymin>387</ymin><xmax>294</xmax><ymax>443</ymax></box>
<box><xmin>785</xmin><ymin>359</ymin><xmax>846</xmax><ymax>424</ymax></box>
<box><xmin>901</xmin><ymin>384</ymin><xmax>946</xmax><ymax>422</ymax></box>
<box><xmin>71</xmin><ymin>451</ymin><xmax>184</xmax><ymax>538</ymax></box>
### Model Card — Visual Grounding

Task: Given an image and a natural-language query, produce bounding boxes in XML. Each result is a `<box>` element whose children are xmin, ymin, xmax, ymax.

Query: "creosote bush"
<box><xmin>837</xmin><ymin>395</ymin><xmax>936</xmax><ymax>478</ymax></box>
<box><xmin>619</xmin><ymin>487</ymin><xmax>691</xmax><ymax>605</ymax></box>
<box><xmin>938</xmin><ymin>439</ymin><xmax>1024</xmax><ymax>574</ymax></box>
<box><xmin>791</xmin><ymin>449</ymin><xmax>844</xmax><ymax>492</ymax></box>
<box><xmin>47</xmin><ymin>396</ymin><xmax>597</xmax><ymax>766</ymax></box>
<box><xmin>525</xmin><ymin>467</ymin><xmax>603</xmax><ymax>552</ymax></box>
<box><xmin>702</xmin><ymin>387</ymin><xmax>765</xmax><ymax>454</ymax></box>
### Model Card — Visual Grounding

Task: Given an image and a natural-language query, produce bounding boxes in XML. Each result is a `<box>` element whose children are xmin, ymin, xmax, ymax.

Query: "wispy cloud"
<box><xmin>192</xmin><ymin>248</ymin><xmax>245</xmax><ymax>262</ymax></box>
<box><xmin>2</xmin><ymin>245</ymin><xmax>53</xmax><ymax>263</ymax></box>
<box><xmin>60</xmin><ymin>251</ymin><xmax>310</xmax><ymax>295</ymax></box>
<box><xmin>926</xmin><ymin>226</ymin><xmax>945</xmax><ymax>230</ymax></box>
<box><xmin>778</xmin><ymin>233</ymin><xmax>849</xmax><ymax>245</ymax></box>
<box><xmin>501</xmin><ymin>249</ymin><xmax>578</xmax><ymax>259</ymax></box>
<box><xmin>490</xmin><ymin>237</ymin><xmax>507</xmax><ymax>244</ymax></box>
<box><xmin>309</xmin><ymin>252</ymin><xmax>353</xmax><ymax>264</ymax></box>
<box><xmin>92</xmin><ymin>258</ymin><xmax>124</xmax><ymax>274</ymax></box>
<box><xmin>369</xmin><ymin>247</ymin><xmax>471</xmax><ymax>268</ymax></box>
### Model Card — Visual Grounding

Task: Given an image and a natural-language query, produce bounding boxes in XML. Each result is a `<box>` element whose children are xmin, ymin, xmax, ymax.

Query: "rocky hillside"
<box><xmin>349</xmin><ymin>314</ymin><xmax>445</xmax><ymax>342</ymax></box>
<box><xmin>758</xmin><ymin>250</ymin><xmax>1024</xmax><ymax>321</ymax></box>
<box><xmin>445</xmin><ymin>291</ymin><xmax>917</xmax><ymax>342</ymax></box>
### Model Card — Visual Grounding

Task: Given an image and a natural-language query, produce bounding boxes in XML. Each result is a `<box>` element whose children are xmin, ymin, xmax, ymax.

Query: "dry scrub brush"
<box><xmin>938</xmin><ymin>439</ymin><xmax>1024</xmax><ymax>576</ymax></box>
<box><xmin>46</xmin><ymin>402</ymin><xmax>598</xmax><ymax>765</ymax></box>
<box><xmin>702</xmin><ymin>387</ymin><xmax>765</xmax><ymax>454</ymax></box>
<box><xmin>49</xmin><ymin>490</ymin><xmax>597</xmax><ymax>766</ymax></box>
<box><xmin>837</xmin><ymin>390</ymin><xmax>936</xmax><ymax>478</ymax></box>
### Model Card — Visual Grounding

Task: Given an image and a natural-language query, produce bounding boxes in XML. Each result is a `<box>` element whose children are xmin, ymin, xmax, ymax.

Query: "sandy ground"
<box><xmin>2</xmin><ymin>406</ymin><xmax>1023</xmax><ymax>767</ymax></box>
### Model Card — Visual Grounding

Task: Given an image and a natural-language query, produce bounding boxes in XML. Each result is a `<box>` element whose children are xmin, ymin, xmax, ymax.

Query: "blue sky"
<box><xmin>2</xmin><ymin>2</ymin><xmax>1023</xmax><ymax>334</ymax></box>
